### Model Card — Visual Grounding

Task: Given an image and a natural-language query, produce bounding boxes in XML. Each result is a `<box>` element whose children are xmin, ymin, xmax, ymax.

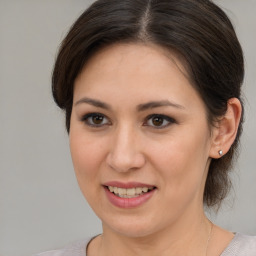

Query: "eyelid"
<box><xmin>81</xmin><ymin>112</ymin><xmax>111</xmax><ymax>127</ymax></box>
<box><xmin>80</xmin><ymin>112</ymin><xmax>176</xmax><ymax>129</ymax></box>
<box><xmin>144</xmin><ymin>114</ymin><xmax>176</xmax><ymax>128</ymax></box>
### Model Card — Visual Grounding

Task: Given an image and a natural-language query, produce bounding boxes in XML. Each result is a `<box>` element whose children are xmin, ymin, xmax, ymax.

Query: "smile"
<box><xmin>104</xmin><ymin>184</ymin><xmax>156</xmax><ymax>208</ymax></box>
<box><xmin>107</xmin><ymin>186</ymin><xmax>155</xmax><ymax>198</ymax></box>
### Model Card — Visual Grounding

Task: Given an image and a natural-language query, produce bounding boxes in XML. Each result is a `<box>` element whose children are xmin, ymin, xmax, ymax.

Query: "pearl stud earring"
<box><xmin>218</xmin><ymin>150</ymin><xmax>223</xmax><ymax>156</ymax></box>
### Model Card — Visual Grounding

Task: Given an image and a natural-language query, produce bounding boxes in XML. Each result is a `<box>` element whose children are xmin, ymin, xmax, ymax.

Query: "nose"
<box><xmin>106</xmin><ymin>125</ymin><xmax>146</xmax><ymax>172</ymax></box>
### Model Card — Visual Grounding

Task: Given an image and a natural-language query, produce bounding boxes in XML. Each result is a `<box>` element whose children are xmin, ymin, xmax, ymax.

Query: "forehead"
<box><xmin>75</xmin><ymin>43</ymin><xmax>189</xmax><ymax>91</ymax></box>
<box><xmin>73</xmin><ymin>43</ymin><xmax>205</xmax><ymax>114</ymax></box>
<box><xmin>78</xmin><ymin>42</ymin><xmax>188</xmax><ymax>81</ymax></box>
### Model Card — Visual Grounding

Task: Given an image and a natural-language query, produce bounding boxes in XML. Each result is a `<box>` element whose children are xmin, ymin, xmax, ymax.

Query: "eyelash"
<box><xmin>81</xmin><ymin>113</ymin><xmax>176</xmax><ymax>129</ymax></box>
<box><xmin>143</xmin><ymin>114</ymin><xmax>176</xmax><ymax>129</ymax></box>
<box><xmin>81</xmin><ymin>113</ymin><xmax>111</xmax><ymax>127</ymax></box>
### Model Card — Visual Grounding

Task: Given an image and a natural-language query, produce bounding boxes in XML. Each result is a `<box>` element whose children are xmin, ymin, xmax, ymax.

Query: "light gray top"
<box><xmin>36</xmin><ymin>233</ymin><xmax>256</xmax><ymax>256</ymax></box>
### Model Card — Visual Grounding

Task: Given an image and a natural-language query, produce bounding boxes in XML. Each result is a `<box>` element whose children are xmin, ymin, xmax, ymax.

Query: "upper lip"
<box><xmin>103</xmin><ymin>181</ymin><xmax>156</xmax><ymax>189</ymax></box>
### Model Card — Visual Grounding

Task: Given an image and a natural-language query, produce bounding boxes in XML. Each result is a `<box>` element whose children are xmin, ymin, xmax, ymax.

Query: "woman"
<box><xmin>38</xmin><ymin>0</ymin><xmax>256</xmax><ymax>255</ymax></box>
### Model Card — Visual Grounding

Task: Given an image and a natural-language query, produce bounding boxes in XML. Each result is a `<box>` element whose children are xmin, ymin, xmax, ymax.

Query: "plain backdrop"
<box><xmin>0</xmin><ymin>1</ymin><xmax>255</xmax><ymax>255</ymax></box>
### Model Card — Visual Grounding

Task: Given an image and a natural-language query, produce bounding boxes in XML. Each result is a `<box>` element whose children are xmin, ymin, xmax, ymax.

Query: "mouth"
<box><xmin>105</xmin><ymin>186</ymin><xmax>156</xmax><ymax>198</ymax></box>
<box><xmin>103</xmin><ymin>181</ymin><xmax>157</xmax><ymax>208</ymax></box>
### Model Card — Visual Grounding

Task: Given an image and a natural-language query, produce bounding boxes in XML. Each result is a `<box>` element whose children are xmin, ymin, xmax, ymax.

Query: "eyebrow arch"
<box><xmin>137</xmin><ymin>100</ymin><xmax>185</xmax><ymax>111</ymax></box>
<box><xmin>74</xmin><ymin>97</ymin><xmax>111</xmax><ymax>110</ymax></box>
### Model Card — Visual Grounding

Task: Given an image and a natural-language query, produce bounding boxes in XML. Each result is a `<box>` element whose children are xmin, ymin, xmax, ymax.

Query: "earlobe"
<box><xmin>209</xmin><ymin>98</ymin><xmax>242</xmax><ymax>159</ymax></box>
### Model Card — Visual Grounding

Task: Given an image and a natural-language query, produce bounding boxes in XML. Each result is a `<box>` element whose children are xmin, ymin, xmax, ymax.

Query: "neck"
<box><xmin>96</xmin><ymin>210</ymin><xmax>212</xmax><ymax>256</ymax></box>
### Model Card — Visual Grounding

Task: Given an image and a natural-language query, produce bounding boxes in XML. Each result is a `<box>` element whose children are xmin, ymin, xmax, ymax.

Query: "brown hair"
<box><xmin>52</xmin><ymin>0</ymin><xmax>244</xmax><ymax>207</ymax></box>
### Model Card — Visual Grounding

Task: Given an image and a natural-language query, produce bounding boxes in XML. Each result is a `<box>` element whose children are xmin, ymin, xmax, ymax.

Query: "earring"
<box><xmin>218</xmin><ymin>150</ymin><xmax>223</xmax><ymax>156</ymax></box>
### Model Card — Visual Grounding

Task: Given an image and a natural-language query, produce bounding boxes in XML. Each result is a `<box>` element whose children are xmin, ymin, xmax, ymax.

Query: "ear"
<box><xmin>209</xmin><ymin>98</ymin><xmax>242</xmax><ymax>159</ymax></box>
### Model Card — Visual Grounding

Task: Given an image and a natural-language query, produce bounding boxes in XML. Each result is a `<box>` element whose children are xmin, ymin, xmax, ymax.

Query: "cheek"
<box><xmin>69</xmin><ymin>131</ymin><xmax>106</xmax><ymax>182</ymax></box>
<box><xmin>69</xmin><ymin>132</ymin><xmax>109</xmax><ymax>211</ymax></box>
<box><xmin>151</xmin><ymin>125</ymin><xmax>211</xmax><ymax>196</ymax></box>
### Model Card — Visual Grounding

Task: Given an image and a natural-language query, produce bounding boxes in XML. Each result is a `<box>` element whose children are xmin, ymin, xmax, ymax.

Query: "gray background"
<box><xmin>0</xmin><ymin>1</ymin><xmax>255</xmax><ymax>255</ymax></box>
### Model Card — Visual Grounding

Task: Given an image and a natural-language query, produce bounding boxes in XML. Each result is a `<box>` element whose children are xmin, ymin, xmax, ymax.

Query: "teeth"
<box><xmin>107</xmin><ymin>186</ymin><xmax>154</xmax><ymax>198</ymax></box>
<box><xmin>127</xmin><ymin>188</ymin><xmax>135</xmax><ymax>196</ymax></box>
<box><xmin>136</xmin><ymin>187</ymin><xmax>142</xmax><ymax>194</ymax></box>
<box><xmin>117</xmin><ymin>188</ymin><xmax>125</xmax><ymax>195</ymax></box>
<box><xmin>142</xmin><ymin>187</ymin><xmax>148</xmax><ymax>193</ymax></box>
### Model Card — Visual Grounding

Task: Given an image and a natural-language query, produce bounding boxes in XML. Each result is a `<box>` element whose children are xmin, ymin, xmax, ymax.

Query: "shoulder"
<box><xmin>34</xmin><ymin>239</ymin><xmax>91</xmax><ymax>256</ymax></box>
<box><xmin>221</xmin><ymin>233</ymin><xmax>256</xmax><ymax>256</ymax></box>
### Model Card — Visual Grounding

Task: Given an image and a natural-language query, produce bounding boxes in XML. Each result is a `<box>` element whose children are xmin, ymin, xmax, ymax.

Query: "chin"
<box><xmin>110</xmin><ymin>225</ymin><xmax>156</xmax><ymax>238</ymax></box>
<box><xmin>102</xmin><ymin>214</ymin><xmax>162</xmax><ymax>238</ymax></box>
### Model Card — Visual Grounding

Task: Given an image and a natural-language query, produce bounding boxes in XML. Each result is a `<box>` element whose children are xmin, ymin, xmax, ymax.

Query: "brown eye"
<box><xmin>82</xmin><ymin>113</ymin><xmax>110</xmax><ymax>127</ymax></box>
<box><xmin>92</xmin><ymin>115</ymin><xmax>104</xmax><ymax>125</ymax></box>
<box><xmin>145</xmin><ymin>114</ymin><xmax>176</xmax><ymax>129</ymax></box>
<box><xmin>152</xmin><ymin>116</ymin><xmax>164</xmax><ymax>126</ymax></box>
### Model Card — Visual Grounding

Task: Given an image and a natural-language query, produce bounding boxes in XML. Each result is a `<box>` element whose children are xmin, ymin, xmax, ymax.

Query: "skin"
<box><xmin>69</xmin><ymin>43</ymin><xmax>241</xmax><ymax>256</ymax></box>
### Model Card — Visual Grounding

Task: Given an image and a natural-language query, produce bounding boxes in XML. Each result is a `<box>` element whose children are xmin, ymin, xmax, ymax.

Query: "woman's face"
<box><xmin>70</xmin><ymin>43</ymin><xmax>215</xmax><ymax>237</ymax></box>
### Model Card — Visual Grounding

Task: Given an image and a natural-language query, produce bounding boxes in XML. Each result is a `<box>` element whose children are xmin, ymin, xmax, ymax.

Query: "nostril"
<box><xmin>106</xmin><ymin>151</ymin><xmax>146</xmax><ymax>173</ymax></box>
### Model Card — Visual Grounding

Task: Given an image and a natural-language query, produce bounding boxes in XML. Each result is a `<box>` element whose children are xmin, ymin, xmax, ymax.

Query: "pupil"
<box><xmin>93</xmin><ymin>115</ymin><xmax>103</xmax><ymax>124</ymax></box>
<box><xmin>152</xmin><ymin>116</ymin><xmax>163</xmax><ymax>126</ymax></box>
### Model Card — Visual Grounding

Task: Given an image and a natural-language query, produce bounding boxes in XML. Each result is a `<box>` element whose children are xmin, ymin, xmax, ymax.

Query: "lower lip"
<box><xmin>104</xmin><ymin>187</ymin><xmax>155</xmax><ymax>208</ymax></box>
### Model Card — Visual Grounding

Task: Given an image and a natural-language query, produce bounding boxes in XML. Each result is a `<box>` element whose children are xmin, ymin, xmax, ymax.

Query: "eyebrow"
<box><xmin>75</xmin><ymin>97</ymin><xmax>185</xmax><ymax>111</ymax></box>
<box><xmin>137</xmin><ymin>100</ymin><xmax>185</xmax><ymax>111</ymax></box>
<box><xmin>75</xmin><ymin>97</ymin><xmax>111</xmax><ymax>110</ymax></box>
